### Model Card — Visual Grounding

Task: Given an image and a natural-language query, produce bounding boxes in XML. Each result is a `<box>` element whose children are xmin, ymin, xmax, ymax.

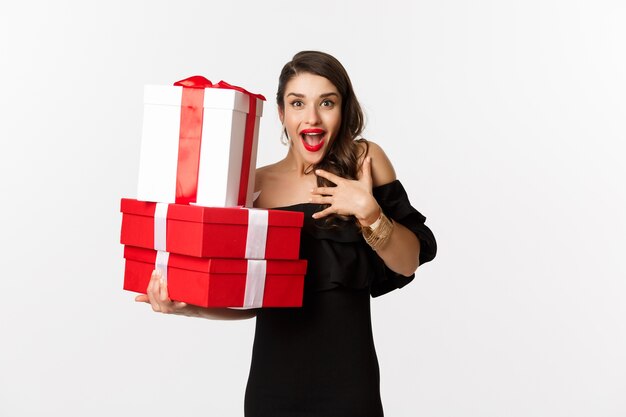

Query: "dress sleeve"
<box><xmin>369</xmin><ymin>180</ymin><xmax>437</xmax><ymax>297</ymax></box>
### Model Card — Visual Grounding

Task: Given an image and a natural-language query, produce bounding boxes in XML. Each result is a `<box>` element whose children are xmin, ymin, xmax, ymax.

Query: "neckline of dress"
<box><xmin>269</xmin><ymin>202</ymin><xmax>317</xmax><ymax>210</ymax></box>
<box><xmin>265</xmin><ymin>180</ymin><xmax>400</xmax><ymax>211</ymax></box>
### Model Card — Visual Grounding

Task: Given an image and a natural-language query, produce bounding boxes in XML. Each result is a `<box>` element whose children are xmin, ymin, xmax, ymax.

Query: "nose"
<box><xmin>305</xmin><ymin>106</ymin><xmax>321</xmax><ymax>125</ymax></box>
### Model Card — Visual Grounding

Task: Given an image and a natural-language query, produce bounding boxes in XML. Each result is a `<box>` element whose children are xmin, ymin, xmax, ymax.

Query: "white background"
<box><xmin>1</xmin><ymin>1</ymin><xmax>625</xmax><ymax>416</ymax></box>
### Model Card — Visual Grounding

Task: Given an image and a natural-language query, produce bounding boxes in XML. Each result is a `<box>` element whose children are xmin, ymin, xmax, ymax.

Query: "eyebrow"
<box><xmin>286</xmin><ymin>92</ymin><xmax>339</xmax><ymax>98</ymax></box>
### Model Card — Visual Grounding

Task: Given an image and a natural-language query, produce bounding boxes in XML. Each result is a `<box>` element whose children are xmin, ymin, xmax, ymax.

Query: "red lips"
<box><xmin>300</xmin><ymin>128</ymin><xmax>326</xmax><ymax>152</ymax></box>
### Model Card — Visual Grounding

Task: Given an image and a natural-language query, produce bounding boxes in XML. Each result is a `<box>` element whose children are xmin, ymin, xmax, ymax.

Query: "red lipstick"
<box><xmin>300</xmin><ymin>128</ymin><xmax>326</xmax><ymax>152</ymax></box>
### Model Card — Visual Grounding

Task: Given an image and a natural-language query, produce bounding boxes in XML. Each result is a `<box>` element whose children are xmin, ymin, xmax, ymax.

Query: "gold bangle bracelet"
<box><xmin>361</xmin><ymin>211</ymin><xmax>394</xmax><ymax>251</ymax></box>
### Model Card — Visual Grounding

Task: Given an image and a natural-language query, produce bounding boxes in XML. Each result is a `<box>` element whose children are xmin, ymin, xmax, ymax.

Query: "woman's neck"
<box><xmin>282</xmin><ymin>147</ymin><xmax>316</xmax><ymax>178</ymax></box>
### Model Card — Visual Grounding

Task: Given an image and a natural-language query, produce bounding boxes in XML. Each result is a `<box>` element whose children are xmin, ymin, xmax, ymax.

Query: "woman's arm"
<box><xmin>310</xmin><ymin>141</ymin><xmax>420</xmax><ymax>277</ymax></box>
<box><xmin>135</xmin><ymin>270</ymin><xmax>257</xmax><ymax>320</ymax></box>
<box><xmin>366</xmin><ymin>214</ymin><xmax>420</xmax><ymax>276</ymax></box>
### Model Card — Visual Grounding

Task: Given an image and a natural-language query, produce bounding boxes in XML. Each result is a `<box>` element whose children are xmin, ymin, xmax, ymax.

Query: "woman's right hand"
<box><xmin>134</xmin><ymin>269</ymin><xmax>257</xmax><ymax>320</ymax></box>
<box><xmin>135</xmin><ymin>269</ymin><xmax>192</xmax><ymax>315</ymax></box>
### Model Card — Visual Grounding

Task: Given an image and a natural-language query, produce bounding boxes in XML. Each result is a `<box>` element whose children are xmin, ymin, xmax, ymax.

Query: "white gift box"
<box><xmin>137</xmin><ymin>80</ymin><xmax>264</xmax><ymax>207</ymax></box>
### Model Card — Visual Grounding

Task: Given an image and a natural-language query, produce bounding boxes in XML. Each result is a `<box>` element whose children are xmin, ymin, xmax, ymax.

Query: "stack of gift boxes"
<box><xmin>120</xmin><ymin>76</ymin><xmax>307</xmax><ymax>308</ymax></box>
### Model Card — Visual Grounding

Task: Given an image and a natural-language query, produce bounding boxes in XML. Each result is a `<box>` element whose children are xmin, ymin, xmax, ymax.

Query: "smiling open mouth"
<box><xmin>300</xmin><ymin>129</ymin><xmax>326</xmax><ymax>152</ymax></box>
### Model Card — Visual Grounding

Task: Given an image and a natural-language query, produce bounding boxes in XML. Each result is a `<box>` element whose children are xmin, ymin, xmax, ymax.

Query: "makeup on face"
<box><xmin>300</xmin><ymin>128</ymin><xmax>325</xmax><ymax>152</ymax></box>
<box><xmin>281</xmin><ymin>73</ymin><xmax>342</xmax><ymax>162</ymax></box>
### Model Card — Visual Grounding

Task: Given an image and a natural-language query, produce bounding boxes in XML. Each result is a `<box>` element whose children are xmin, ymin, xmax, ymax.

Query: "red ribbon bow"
<box><xmin>173</xmin><ymin>75</ymin><xmax>214</xmax><ymax>89</ymax></box>
<box><xmin>174</xmin><ymin>76</ymin><xmax>266</xmax><ymax>101</ymax></box>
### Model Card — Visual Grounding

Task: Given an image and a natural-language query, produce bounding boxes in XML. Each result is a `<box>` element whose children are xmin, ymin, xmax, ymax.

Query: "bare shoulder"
<box><xmin>254</xmin><ymin>163</ymin><xmax>274</xmax><ymax>191</ymax></box>
<box><xmin>255</xmin><ymin>161</ymin><xmax>288</xmax><ymax>190</ymax></box>
<box><xmin>254</xmin><ymin>160</ymin><xmax>313</xmax><ymax>209</ymax></box>
<box><xmin>357</xmin><ymin>140</ymin><xmax>397</xmax><ymax>187</ymax></box>
<box><xmin>254</xmin><ymin>162</ymin><xmax>280</xmax><ymax>208</ymax></box>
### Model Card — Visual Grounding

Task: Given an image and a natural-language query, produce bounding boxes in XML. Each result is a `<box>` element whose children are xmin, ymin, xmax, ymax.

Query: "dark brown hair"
<box><xmin>277</xmin><ymin>51</ymin><xmax>368</xmax><ymax>188</ymax></box>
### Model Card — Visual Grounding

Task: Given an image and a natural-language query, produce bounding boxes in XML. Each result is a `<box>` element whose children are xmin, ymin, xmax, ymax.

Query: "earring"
<box><xmin>280</xmin><ymin>126</ymin><xmax>290</xmax><ymax>146</ymax></box>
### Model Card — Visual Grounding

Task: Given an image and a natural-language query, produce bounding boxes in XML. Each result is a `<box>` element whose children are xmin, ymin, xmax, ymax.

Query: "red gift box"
<box><xmin>120</xmin><ymin>198</ymin><xmax>303</xmax><ymax>260</ymax></box>
<box><xmin>123</xmin><ymin>246</ymin><xmax>307</xmax><ymax>308</ymax></box>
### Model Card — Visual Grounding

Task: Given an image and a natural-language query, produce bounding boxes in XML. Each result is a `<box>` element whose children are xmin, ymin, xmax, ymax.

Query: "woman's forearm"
<box><xmin>372</xmin><ymin>221</ymin><xmax>421</xmax><ymax>277</ymax></box>
<box><xmin>181</xmin><ymin>305</ymin><xmax>257</xmax><ymax>320</ymax></box>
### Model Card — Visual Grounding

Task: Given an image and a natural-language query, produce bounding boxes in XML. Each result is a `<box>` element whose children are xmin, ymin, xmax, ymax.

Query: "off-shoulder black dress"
<box><xmin>244</xmin><ymin>181</ymin><xmax>436</xmax><ymax>417</ymax></box>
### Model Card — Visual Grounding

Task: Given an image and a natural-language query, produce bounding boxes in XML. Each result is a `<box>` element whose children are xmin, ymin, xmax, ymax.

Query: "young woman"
<box><xmin>137</xmin><ymin>51</ymin><xmax>437</xmax><ymax>416</ymax></box>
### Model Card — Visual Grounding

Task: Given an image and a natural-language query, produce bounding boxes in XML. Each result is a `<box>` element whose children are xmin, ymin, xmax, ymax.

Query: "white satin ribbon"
<box><xmin>154</xmin><ymin>203</ymin><xmax>168</xmax><ymax>251</ymax></box>
<box><xmin>245</xmin><ymin>209</ymin><xmax>268</xmax><ymax>259</ymax></box>
<box><xmin>242</xmin><ymin>260</ymin><xmax>266</xmax><ymax>308</ymax></box>
<box><xmin>155</xmin><ymin>250</ymin><xmax>170</xmax><ymax>282</ymax></box>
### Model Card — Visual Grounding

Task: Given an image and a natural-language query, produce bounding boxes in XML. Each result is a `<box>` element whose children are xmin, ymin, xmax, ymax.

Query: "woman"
<box><xmin>137</xmin><ymin>51</ymin><xmax>437</xmax><ymax>416</ymax></box>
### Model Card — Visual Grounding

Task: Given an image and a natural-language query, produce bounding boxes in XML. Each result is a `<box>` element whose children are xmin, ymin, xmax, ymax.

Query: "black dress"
<box><xmin>244</xmin><ymin>181</ymin><xmax>437</xmax><ymax>417</ymax></box>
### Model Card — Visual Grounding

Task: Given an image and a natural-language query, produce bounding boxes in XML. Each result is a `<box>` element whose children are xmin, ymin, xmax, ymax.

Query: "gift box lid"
<box><xmin>120</xmin><ymin>199</ymin><xmax>303</xmax><ymax>228</ymax></box>
<box><xmin>144</xmin><ymin>85</ymin><xmax>264</xmax><ymax>116</ymax></box>
<box><xmin>124</xmin><ymin>246</ymin><xmax>308</xmax><ymax>275</ymax></box>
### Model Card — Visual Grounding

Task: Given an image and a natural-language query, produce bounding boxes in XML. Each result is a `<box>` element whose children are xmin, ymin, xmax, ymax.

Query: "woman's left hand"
<box><xmin>310</xmin><ymin>156</ymin><xmax>380</xmax><ymax>226</ymax></box>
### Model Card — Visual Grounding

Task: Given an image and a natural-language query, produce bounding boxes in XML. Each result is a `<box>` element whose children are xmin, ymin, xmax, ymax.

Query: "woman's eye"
<box><xmin>321</xmin><ymin>99</ymin><xmax>334</xmax><ymax>107</ymax></box>
<box><xmin>291</xmin><ymin>100</ymin><xmax>303</xmax><ymax>108</ymax></box>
